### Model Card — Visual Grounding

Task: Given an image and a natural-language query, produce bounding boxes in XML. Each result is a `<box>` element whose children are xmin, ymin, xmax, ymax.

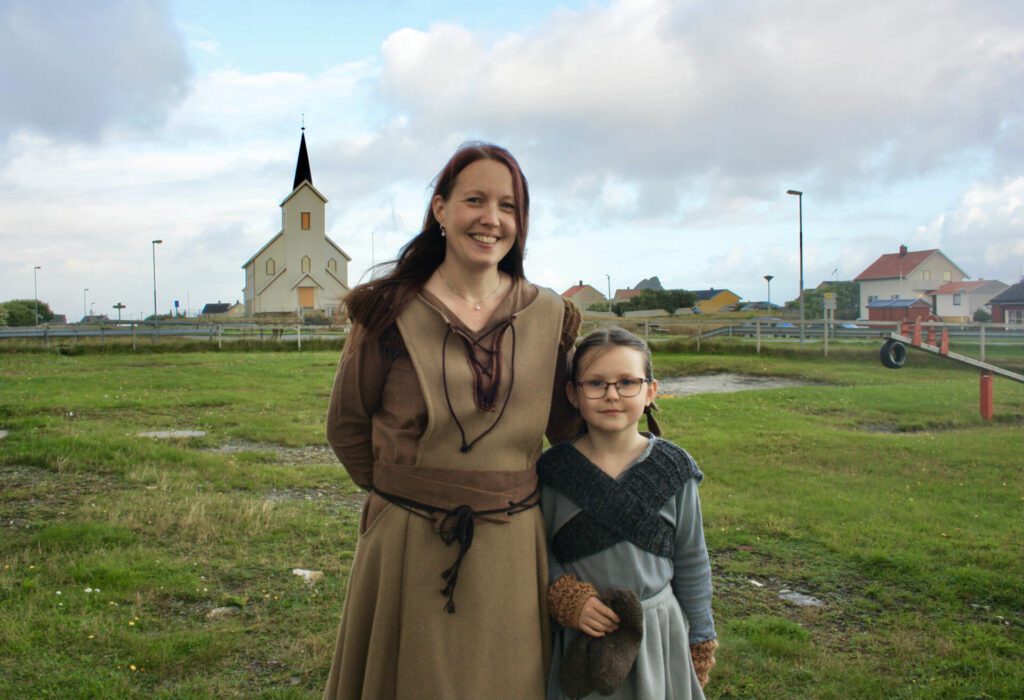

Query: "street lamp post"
<box><xmin>33</xmin><ymin>266</ymin><xmax>41</xmax><ymax>324</ymax></box>
<box><xmin>152</xmin><ymin>239</ymin><xmax>163</xmax><ymax>321</ymax></box>
<box><xmin>83</xmin><ymin>288</ymin><xmax>89</xmax><ymax>321</ymax></box>
<box><xmin>606</xmin><ymin>274</ymin><xmax>611</xmax><ymax>304</ymax></box>
<box><xmin>786</xmin><ymin>190</ymin><xmax>805</xmax><ymax>344</ymax></box>
<box><xmin>764</xmin><ymin>274</ymin><xmax>774</xmax><ymax>310</ymax></box>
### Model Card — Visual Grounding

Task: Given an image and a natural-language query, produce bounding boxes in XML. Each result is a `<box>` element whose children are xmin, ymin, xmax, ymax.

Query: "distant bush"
<box><xmin>973</xmin><ymin>308</ymin><xmax>992</xmax><ymax>322</ymax></box>
<box><xmin>0</xmin><ymin>299</ymin><xmax>54</xmax><ymax>326</ymax></box>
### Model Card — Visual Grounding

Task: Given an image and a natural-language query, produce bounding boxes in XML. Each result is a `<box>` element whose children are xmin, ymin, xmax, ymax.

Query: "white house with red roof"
<box><xmin>853</xmin><ymin>245</ymin><xmax>969</xmax><ymax>319</ymax></box>
<box><xmin>561</xmin><ymin>281</ymin><xmax>607</xmax><ymax>311</ymax></box>
<box><xmin>931</xmin><ymin>279</ymin><xmax>1008</xmax><ymax>322</ymax></box>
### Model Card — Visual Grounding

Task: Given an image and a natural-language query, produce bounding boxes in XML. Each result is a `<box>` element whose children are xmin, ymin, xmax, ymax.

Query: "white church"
<box><xmin>242</xmin><ymin>131</ymin><xmax>351</xmax><ymax>318</ymax></box>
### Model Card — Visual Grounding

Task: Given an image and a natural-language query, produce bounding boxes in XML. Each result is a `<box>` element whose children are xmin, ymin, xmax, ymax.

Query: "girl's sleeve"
<box><xmin>672</xmin><ymin>478</ymin><xmax>717</xmax><ymax>644</ymax></box>
<box><xmin>545</xmin><ymin>299</ymin><xmax>582</xmax><ymax>444</ymax></box>
<box><xmin>326</xmin><ymin>322</ymin><xmax>389</xmax><ymax>490</ymax></box>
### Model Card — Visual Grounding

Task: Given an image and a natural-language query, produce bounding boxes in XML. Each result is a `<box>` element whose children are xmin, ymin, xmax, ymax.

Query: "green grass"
<box><xmin>1</xmin><ymin>345</ymin><xmax>1022</xmax><ymax>698</ymax></box>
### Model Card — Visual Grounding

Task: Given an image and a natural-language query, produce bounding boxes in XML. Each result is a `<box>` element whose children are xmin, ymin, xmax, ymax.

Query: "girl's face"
<box><xmin>568</xmin><ymin>345</ymin><xmax>658</xmax><ymax>437</ymax></box>
<box><xmin>432</xmin><ymin>159</ymin><xmax>517</xmax><ymax>274</ymax></box>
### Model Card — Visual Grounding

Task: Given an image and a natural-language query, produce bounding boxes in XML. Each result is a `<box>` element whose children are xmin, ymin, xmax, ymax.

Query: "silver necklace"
<box><xmin>437</xmin><ymin>268</ymin><xmax>503</xmax><ymax>310</ymax></box>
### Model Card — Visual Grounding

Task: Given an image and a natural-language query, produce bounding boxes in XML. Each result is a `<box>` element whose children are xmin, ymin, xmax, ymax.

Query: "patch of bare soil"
<box><xmin>263</xmin><ymin>487</ymin><xmax>364</xmax><ymax>511</ymax></box>
<box><xmin>658</xmin><ymin>373</ymin><xmax>817</xmax><ymax>397</ymax></box>
<box><xmin>200</xmin><ymin>440</ymin><xmax>336</xmax><ymax>466</ymax></box>
<box><xmin>0</xmin><ymin>464</ymin><xmax>116</xmax><ymax>529</ymax></box>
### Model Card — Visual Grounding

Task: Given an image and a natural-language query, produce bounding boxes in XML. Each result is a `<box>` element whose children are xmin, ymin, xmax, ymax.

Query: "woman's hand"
<box><xmin>577</xmin><ymin>595</ymin><xmax>620</xmax><ymax>637</ymax></box>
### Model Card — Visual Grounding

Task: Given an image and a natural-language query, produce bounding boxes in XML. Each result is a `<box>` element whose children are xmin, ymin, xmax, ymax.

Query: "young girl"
<box><xmin>539</xmin><ymin>328</ymin><xmax>718</xmax><ymax>699</ymax></box>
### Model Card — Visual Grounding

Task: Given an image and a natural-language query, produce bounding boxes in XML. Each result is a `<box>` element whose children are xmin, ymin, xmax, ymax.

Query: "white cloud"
<box><xmin>918</xmin><ymin>177</ymin><xmax>1024</xmax><ymax>282</ymax></box>
<box><xmin>0</xmin><ymin>0</ymin><xmax>192</xmax><ymax>142</ymax></box>
<box><xmin>376</xmin><ymin>0</ymin><xmax>1024</xmax><ymax>208</ymax></box>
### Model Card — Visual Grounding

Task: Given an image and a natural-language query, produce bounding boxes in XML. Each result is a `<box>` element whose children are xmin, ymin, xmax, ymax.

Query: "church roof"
<box><xmin>293</xmin><ymin>131</ymin><xmax>312</xmax><ymax>191</ymax></box>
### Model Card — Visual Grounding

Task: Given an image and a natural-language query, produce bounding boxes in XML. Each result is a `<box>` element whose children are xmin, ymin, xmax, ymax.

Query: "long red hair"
<box><xmin>344</xmin><ymin>142</ymin><xmax>530</xmax><ymax>342</ymax></box>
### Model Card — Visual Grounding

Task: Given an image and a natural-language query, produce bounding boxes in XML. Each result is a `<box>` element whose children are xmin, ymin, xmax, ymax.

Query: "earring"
<box><xmin>440</xmin><ymin>225</ymin><xmax>446</xmax><ymax>238</ymax></box>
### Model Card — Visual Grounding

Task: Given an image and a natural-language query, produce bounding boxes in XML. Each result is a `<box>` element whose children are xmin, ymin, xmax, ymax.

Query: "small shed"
<box><xmin>867</xmin><ymin>298</ymin><xmax>933</xmax><ymax>322</ymax></box>
<box><xmin>988</xmin><ymin>282</ymin><xmax>1024</xmax><ymax>324</ymax></box>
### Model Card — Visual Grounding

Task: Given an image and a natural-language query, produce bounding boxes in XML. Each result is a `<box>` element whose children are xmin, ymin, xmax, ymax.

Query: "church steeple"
<box><xmin>293</xmin><ymin>128</ymin><xmax>312</xmax><ymax>191</ymax></box>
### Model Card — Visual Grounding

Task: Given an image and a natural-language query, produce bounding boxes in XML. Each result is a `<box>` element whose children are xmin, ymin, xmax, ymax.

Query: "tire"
<box><xmin>880</xmin><ymin>339</ymin><xmax>907</xmax><ymax>369</ymax></box>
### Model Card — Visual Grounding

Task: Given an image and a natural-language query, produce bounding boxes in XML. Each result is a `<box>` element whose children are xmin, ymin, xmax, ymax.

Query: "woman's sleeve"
<box><xmin>672</xmin><ymin>479</ymin><xmax>717</xmax><ymax>644</ymax></box>
<box><xmin>541</xmin><ymin>485</ymin><xmax>568</xmax><ymax>584</ymax></box>
<box><xmin>545</xmin><ymin>299</ymin><xmax>582</xmax><ymax>444</ymax></box>
<box><xmin>326</xmin><ymin>322</ymin><xmax>389</xmax><ymax>490</ymax></box>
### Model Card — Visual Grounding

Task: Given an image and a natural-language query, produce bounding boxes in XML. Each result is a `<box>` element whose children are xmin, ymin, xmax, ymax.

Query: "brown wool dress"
<box><xmin>324</xmin><ymin>280</ymin><xmax>581</xmax><ymax>700</ymax></box>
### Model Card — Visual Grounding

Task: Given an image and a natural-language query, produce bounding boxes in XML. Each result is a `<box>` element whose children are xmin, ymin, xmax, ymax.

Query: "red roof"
<box><xmin>613</xmin><ymin>289</ymin><xmax>642</xmax><ymax>301</ymax></box>
<box><xmin>933</xmin><ymin>280</ymin><xmax>990</xmax><ymax>295</ymax></box>
<box><xmin>855</xmin><ymin>249</ymin><xmax>938</xmax><ymax>281</ymax></box>
<box><xmin>562</xmin><ymin>284</ymin><xmax>602</xmax><ymax>298</ymax></box>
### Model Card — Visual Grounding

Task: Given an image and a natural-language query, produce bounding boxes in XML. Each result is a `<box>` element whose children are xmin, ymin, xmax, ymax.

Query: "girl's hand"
<box><xmin>578</xmin><ymin>596</ymin><xmax>620</xmax><ymax>637</ymax></box>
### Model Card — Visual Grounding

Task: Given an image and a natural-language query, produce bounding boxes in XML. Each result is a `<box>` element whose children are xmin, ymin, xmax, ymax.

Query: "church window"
<box><xmin>302</xmin><ymin>256</ymin><xmax>311</xmax><ymax>273</ymax></box>
<box><xmin>266</xmin><ymin>258</ymin><xmax>276</xmax><ymax>275</ymax></box>
<box><xmin>327</xmin><ymin>258</ymin><xmax>337</xmax><ymax>272</ymax></box>
<box><xmin>301</xmin><ymin>212</ymin><xmax>311</xmax><ymax>230</ymax></box>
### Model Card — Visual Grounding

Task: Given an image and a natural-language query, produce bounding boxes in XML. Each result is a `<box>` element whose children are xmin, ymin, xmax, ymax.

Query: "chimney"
<box><xmin>899</xmin><ymin>244</ymin><xmax>908</xmax><ymax>257</ymax></box>
<box><xmin>579</xmin><ymin>280</ymin><xmax>583</xmax><ymax>286</ymax></box>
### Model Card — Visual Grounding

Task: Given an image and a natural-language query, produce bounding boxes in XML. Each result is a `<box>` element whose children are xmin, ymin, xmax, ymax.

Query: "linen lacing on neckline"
<box><xmin>442</xmin><ymin>316</ymin><xmax>517</xmax><ymax>453</ymax></box>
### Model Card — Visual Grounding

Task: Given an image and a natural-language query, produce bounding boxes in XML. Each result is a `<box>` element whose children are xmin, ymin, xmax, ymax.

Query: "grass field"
<box><xmin>1</xmin><ymin>343</ymin><xmax>1022</xmax><ymax>698</ymax></box>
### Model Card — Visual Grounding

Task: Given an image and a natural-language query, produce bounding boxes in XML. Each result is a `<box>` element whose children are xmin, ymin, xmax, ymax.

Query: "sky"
<box><xmin>2</xmin><ymin>0</ymin><xmax>1023</xmax><ymax>320</ymax></box>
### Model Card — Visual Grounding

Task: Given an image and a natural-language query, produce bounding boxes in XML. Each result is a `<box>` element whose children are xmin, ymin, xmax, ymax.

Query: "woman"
<box><xmin>324</xmin><ymin>142</ymin><xmax>581</xmax><ymax>699</ymax></box>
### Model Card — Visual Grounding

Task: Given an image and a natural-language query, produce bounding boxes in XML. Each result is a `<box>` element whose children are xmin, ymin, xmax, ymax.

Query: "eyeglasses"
<box><xmin>575</xmin><ymin>378</ymin><xmax>650</xmax><ymax>399</ymax></box>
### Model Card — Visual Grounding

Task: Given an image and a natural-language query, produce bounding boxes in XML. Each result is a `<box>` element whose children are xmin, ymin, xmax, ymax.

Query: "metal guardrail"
<box><xmin>0</xmin><ymin>322</ymin><xmax>350</xmax><ymax>347</ymax></box>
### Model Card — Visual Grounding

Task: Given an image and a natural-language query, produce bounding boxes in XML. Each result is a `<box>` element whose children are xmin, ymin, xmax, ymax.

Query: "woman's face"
<box><xmin>432</xmin><ymin>159</ymin><xmax>517</xmax><ymax>274</ymax></box>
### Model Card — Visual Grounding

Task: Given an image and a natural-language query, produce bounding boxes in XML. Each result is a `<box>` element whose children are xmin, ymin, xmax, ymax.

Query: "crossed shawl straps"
<box><xmin>538</xmin><ymin>439</ymin><xmax>703</xmax><ymax>564</ymax></box>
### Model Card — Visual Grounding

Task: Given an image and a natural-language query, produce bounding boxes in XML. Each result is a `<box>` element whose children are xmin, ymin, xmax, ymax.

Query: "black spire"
<box><xmin>293</xmin><ymin>129</ymin><xmax>312</xmax><ymax>191</ymax></box>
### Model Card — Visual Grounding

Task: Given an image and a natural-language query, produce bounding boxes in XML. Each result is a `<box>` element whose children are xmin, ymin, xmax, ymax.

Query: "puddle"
<box><xmin>658</xmin><ymin>373</ymin><xmax>816</xmax><ymax>397</ymax></box>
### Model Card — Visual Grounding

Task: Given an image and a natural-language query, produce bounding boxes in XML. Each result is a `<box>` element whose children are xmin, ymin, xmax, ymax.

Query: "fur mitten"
<box><xmin>690</xmin><ymin>639</ymin><xmax>718</xmax><ymax>688</ymax></box>
<box><xmin>560</xmin><ymin>588</ymin><xmax>644</xmax><ymax>698</ymax></box>
<box><xmin>588</xmin><ymin>589</ymin><xmax>643</xmax><ymax>695</ymax></box>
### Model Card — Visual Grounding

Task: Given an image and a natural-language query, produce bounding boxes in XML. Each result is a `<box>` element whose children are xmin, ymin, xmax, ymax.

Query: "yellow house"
<box><xmin>242</xmin><ymin>131</ymin><xmax>351</xmax><ymax>318</ymax></box>
<box><xmin>692</xmin><ymin>288</ymin><xmax>740</xmax><ymax>313</ymax></box>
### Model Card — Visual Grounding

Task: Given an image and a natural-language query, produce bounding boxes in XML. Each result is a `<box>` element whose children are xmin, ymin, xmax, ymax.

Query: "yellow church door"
<box><xmin>298</xmin><ymin>287</ymin><xmax>314</xmax><ymax>308</ymax></box>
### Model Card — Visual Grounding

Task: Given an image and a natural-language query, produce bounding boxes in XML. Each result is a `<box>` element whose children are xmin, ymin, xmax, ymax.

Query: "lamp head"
<box><xmin>153</xmin><ymin>239</ymin><xmax>163</xmax><ymax>245</ymax></box>
<box><xmin>786</xmin><ymin>189</ymin><xmax>802</xmax><ymax>196</ymax></box>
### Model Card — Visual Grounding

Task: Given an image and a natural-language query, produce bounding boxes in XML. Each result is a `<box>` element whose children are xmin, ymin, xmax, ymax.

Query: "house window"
<box><xmin>943</xmin><ymin>271</ymin><xmax>952</xmax><ymax>281</ymax></box>
<box><xmin>301</xmin><ymin>212</ymin><xmax>311</xmax><ymax>230</ymax></box>
<box><xmin>265</xmin><ymin>258</ymin><xmax>275</xmax><ymax>275</ymax></box>
<box><xmin>953</xmin><ymin>293</ymin><xmax>962</xmax><ymax>306</ymax></box>
<box><xmin>891</xmin><ymin>294</ymin><xmax>899</xmax><ymax>299</ymax></box>
<box><xmin>301</xmin><ymin>255</ymin><xmax>311</xmax><ymax>273</ymax></box>
<box><xmin>327</xmin><ymin>258</ymin><xmax>337</xmax><ymax>272</ymax></box>
<box><xmin>868</xmin><ymin>295</ymin><xmax>878</xmax><ymax>303</ymax></box>
<box><xmin>1007</xmin><ymin>309</ymin><xmax>1024</xmax><ymax>324</ymax></box>
<box><xmin>921</xmin><ymin>270</ymin><xmax>931</xmax><ymax>280</ymax></box>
